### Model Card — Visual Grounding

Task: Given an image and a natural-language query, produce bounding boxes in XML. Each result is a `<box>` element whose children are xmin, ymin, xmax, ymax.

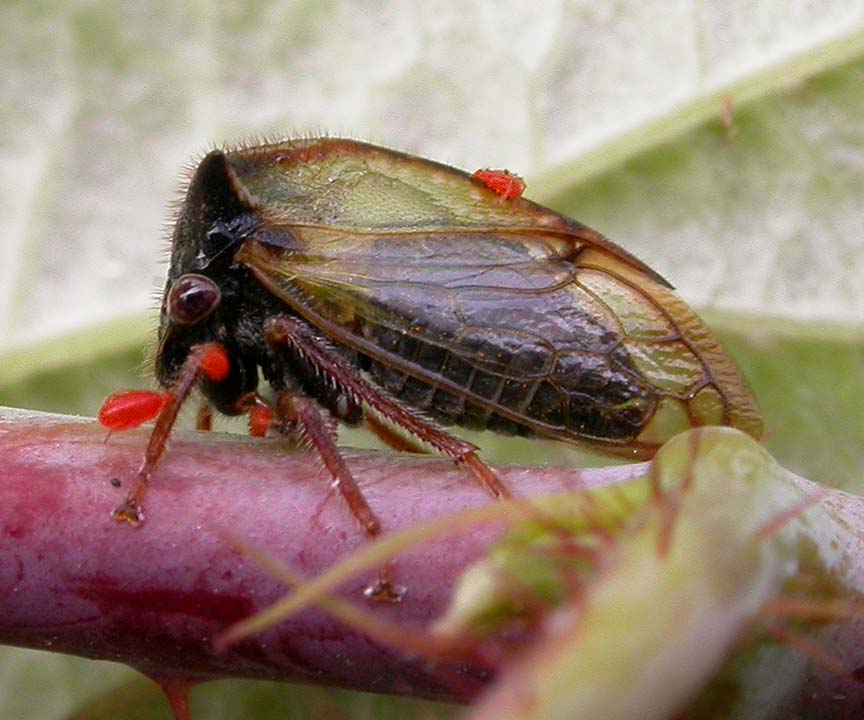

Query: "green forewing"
<box><xmin>226</xmin><ymin>140</ymin><xmax>574</xmax><ymax>231</ymax></box>
<box><xmin>225</xmin><ymin>138</ymin><xmax>669</xmax><ymax>285</ymax></box>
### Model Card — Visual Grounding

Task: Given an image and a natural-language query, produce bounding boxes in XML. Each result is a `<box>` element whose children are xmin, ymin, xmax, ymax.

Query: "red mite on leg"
<box><xmin>99</xmin><ymin>390</ymin><xmax>174</xmax><ymax>432</ymax></box>
<box><xmin>223</xmin><ymin>391</ymin><xmax>276</xmax><ymax>438</ymax></box>
<box><xmin>248</xmin><ymin>404</ymin><xmax>274</xmax><ymax>437</ymax></box>
<box><xmin>100</xmin><ymin>343</ymin><xmax>230</xmax><ymax>524</ymax></box>
<box><xmin>471</xmin><ymin>169</ymin><xmax>526</xmax><ymax>200</ymax></box>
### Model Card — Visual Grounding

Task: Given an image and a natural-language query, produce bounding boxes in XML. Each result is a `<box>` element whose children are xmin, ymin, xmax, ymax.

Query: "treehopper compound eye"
<box><xmin>99</xmin><ymin>138</ymin><xmax>763</xmax><ymax>575</ymax></box>
<box><xmin>167</xmin><ymin>274</ymin><xmax>221</xmax><ymax>326</ymax></box>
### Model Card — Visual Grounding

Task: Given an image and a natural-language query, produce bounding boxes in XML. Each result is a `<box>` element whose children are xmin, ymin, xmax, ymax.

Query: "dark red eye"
<box><xmin>167</xmin><ymin>274</ymin><xmax>220</xmax><ymax>325</ymax></box>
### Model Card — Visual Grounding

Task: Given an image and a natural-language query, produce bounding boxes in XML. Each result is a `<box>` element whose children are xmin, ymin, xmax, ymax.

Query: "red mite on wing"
<box><xmin>471</xmin><ymin>169</ymin><xmax>526</xmax><ymax>201</ymax></box>
<box><xmin>100</xmin><ymin>138</ymin><xmax>762</xmax><ymax>552</ymax></box>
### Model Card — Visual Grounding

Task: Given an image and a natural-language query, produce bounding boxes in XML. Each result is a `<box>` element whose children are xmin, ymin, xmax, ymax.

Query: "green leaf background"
<box><xmin>1</xmin><ymin>2</ymin><xmax>862</xmax><ymax>718</ymax></box>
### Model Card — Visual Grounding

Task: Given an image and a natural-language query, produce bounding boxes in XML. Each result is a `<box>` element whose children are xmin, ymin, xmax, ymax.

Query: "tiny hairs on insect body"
<box><xmin>100</xmin><ymin>138</ymin><xmax>763</xmax><ymax>549</ymax></box>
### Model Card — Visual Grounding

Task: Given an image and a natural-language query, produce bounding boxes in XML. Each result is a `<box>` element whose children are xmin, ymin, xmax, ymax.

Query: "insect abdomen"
<box><xmin>365</xmin><ymin>323</ymin><xmax>654</xmax><ymax>446</ymax></box>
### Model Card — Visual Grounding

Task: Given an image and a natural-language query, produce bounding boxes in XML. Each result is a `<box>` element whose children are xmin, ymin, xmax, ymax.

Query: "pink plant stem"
<box><xmin>0</xmin><ymin>408</ymin><xmax>644</xmax><ymax>703</ymax></box>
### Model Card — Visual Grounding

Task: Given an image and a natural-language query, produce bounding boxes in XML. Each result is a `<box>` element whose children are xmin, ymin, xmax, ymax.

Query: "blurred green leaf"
<box><xmin>451</xmin><ymin>429</ymin><xmax>805</xmax><ymax>720</ymax></box>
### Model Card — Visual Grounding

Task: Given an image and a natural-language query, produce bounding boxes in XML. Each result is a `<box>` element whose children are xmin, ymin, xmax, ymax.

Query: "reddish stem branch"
<box><xmin>0</xmin><ymin>408</ymin><xmax>644</xmax><ymax>704</ymax></box>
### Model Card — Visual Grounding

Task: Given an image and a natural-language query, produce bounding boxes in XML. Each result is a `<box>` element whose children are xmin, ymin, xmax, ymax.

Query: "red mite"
<box><xmin>471</xmin><ymin>169</ymin><xmax>526</xmax><ymax>200</ymax></box>
<box><xmin>99</xmin><ymin>390</ymin><xmax>174</xmax><ymax>432</ymax></box>
<box><xmin>100</xmin><ymin>138</ymin><xmax>762</xmax><ymax>566</ymax></box>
